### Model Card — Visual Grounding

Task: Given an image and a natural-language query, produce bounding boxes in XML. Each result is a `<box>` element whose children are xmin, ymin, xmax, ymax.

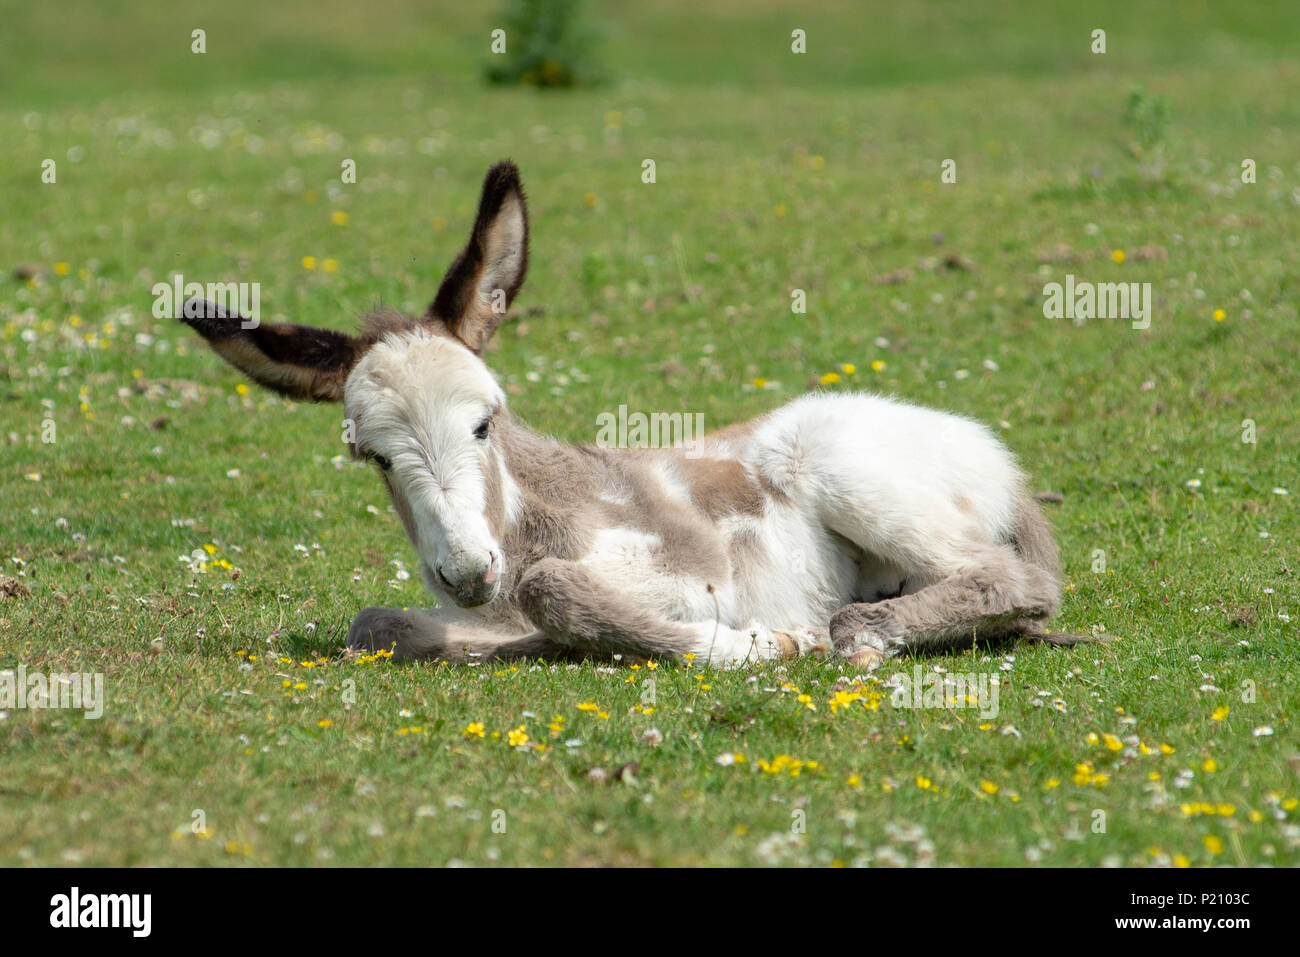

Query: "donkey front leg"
<box><xmin>829</xmin><ymin>547</ymin><xmax>1059</xmax><ymax>667</ymax></box>
<box><xmin>345</xmin><ymin>606</ymin><xmax>571</xmax><ymax>662</ymax></box>
<box><xmin>516</xmin><ymin>558</ymin><xmax>817</xmax><ymax>666</ymax></box>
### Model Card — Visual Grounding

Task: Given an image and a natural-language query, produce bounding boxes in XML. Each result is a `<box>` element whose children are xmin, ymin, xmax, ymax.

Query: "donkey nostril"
<box><xmin>483</xmin><ymin>552</ymin><xmax>500</xmax><ymax>585</ymax></box>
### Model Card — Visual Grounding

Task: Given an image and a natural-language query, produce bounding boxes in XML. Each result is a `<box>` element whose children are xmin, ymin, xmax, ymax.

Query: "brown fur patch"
<box><xmin>680</xmin><ymin>457</ymin><xmax>766</xmax><ymax>519</ymax></box>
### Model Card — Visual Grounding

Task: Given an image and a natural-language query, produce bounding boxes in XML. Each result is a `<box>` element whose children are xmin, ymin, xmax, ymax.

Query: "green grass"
<box><xmin>1</xmin><ymin>0</ymin><xmax>1297</xmax><ymax>867</ymax></box>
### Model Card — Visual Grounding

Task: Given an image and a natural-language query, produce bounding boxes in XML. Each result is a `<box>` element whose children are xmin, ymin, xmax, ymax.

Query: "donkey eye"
<box><xmin>371</xmin><ymin>454</ymin><xmax>392</xmax><ymax>471</ymax></box>
<box><xmin>473</xmin><ymin>418</ymin><xmax>491</xmax><ymax>441</ymax></box>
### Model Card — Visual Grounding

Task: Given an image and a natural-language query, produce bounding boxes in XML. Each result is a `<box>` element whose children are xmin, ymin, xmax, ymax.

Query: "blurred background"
<box><xmin>5</xmin><ymin>0</ymin><xmax>1300</xmax><ymax>100</ymax></box>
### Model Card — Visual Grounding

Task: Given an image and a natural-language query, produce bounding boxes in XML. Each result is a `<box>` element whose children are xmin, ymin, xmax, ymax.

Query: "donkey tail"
<box><xmin>1018</xmin><ymin>620</ymin><xmax>1116</xmax><ymax>646</ymax></box>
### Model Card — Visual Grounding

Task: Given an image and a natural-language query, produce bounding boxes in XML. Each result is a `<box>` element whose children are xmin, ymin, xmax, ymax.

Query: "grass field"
<box><xmin>1</xmin><ymin>1</ymin><xmax>1298</xmax><ymax>867</ymax></box>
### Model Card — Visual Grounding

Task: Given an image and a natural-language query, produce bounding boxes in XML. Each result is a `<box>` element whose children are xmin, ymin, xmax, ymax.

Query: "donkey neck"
<box><xmin>494</xmin><ymin>412</ymin><xmax>611</xmax><ymax>514</ymax></box>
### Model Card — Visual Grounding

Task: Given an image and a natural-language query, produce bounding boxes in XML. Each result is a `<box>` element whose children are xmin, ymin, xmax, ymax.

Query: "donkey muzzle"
<box><xmin>436</xmin><ymin>550</ymin><xmax>501</xmax><ymax>607</ymax></box>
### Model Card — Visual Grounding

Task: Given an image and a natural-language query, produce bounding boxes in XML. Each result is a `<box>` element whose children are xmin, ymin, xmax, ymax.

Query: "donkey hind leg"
<box><xmin>345</xmin><ymin>606</ymin><xmax>572</xmax><ymax>662</ymax></box>
<box><xmin>828</xmin><ymin>546</ymin><xmax>1060</xmax><ymax>667</ymax></box>
<box><xmin>517</xmin><ymin>557</ymin><xmax>824</xmax><ymax>666</ymax></box>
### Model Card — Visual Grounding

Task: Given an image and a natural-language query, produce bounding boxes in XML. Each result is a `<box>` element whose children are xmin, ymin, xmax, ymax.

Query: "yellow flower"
<box><xmin>1213</xmin><ymin>309</ymin><xmax>1226</xmax><ymax>322</ymax></box>
<box><xmin>463</xmin><ymin>722</ymin><xmax>485</xmax><ymax>738</ymax></box>
<box><xmin>1159</xmin><ymin>743</ymin><xmax>1175</xmax><ymax>754</ymax></box>
<box><xmin>331</xmin><ymin>210</ymin><xmax>349</xmax><ymax>226</ymax></box>
<box><xmin>1202</xmin><ymin>835</ymin><xmax>1224</xmax><ymax>855</ymax></box>
<box><xmin>796</xmin><ymin>693</ymin><xmax>816</xmax><ymax>711</ymax></box>
<box><xmin>584</xmin><ymin>192</ymin><xmax>597</xmax><ymax>207</ymax></box>
<box><xmin>1203</xmin><ymin>758</ymin><xmax>1217</xmax><ymax>773</ymax></box>
<box><xmin>302</xmin><ymin>256</ymin><xmax>317</xmax><ymax>270</ymax></box>
<box><xmin>1211</xmin><ymin>706</ymin><xmax>1229</xmax><ymax>721</ymax></box>
<box><xmin>819</xmin><ymin>372</ymin><xmax>840</xmax><ymax>386</ymax></box>
<box><xmin>1248</xmin><ymin>810</ymin><xmax>1264</xmax><ymax>822</ymax></box>
<box><xmin>1111</xmin><ymin>249</ymin><xmax>1125</xmax><ymax>264</ymax></box>
<box><xmin>577</xmin><ymin>701</ymin><xmax>598</xmax><ymax>712</ymax></box>
<box><xmin>1044</xmin><ymin>778</ymin><xmax>1060</xmax><ymax>790</ymax></box>
<box><xmin>840</xmin><ymin>363</ymin><xmax>856</xmax><ymax>375</ymax></box>
<box><xmin>1086</xmin><ymin>732</ymin><xmax>1099</xmax><ymax>745</ymax></box>
<box><xmin>847</xmin><ymin>775</ymin><xmax>861</xmax><ymax>787</ymax></box>
<box><xmin>871</xmin><ymin>359</ymin><xmax>886</xmax><ymax>372</ymax></box>
<box><xmin>751</xmin><ymin>377</ymin><xmax>768</xmax><ymax>388</ymax></box>
<box><xmin>323</xmin><ymin>258</ymin><xmax>339</xmax><ymax>273</ymax></box>
<box><xmin>1217</xmin><ymin>804</ymin><xmax>1236</xmax><ymax>817</ymax></box>
<box><xmin>54</xmin><ymin>262</ymin><xmax>70</xmax><ymax>275</ymax></box>
<box><xmin>235</xmin><ymin>383</ymin><xmax>249</xmax><ymax>395</ymax></box>
<box><xmin>1103</xmin><ymin>733</ymin><xmax>1123</xmax><ymax>752</ymax></box>
<box><xmin>507</xmin><ymin>726</ymin><xmax>529</xmax><ymax>747</ymax></box>
<box><xmin>830</xmin><ymin>690</ymin><xmax>862</xmax><ymax>713</ymax></box>
<box><xmin>915</xmin><ymin>776</ymin><xmax>931</xmax><ymax>790</ymax></box>
<box><xmin>1173</xmin><ymin>854</ymin><xmax>1190</xmax><ymax>868</ymax></box>
<box><xmin>979</xmin><ymin>780</ymin><xmax>999</xmax><ymax>795</ymax></box>
<box><xmin>203</xmin><ymin>543</ymin><xmax>218</xmax><ymax>554</ymax></box>
<box><xmin>773</xmin><ymin>204</ymin><xmax>788</xmax><ymax>218</ymax></box>
<box><xmin>317</xmin><ymin>719</ymin><xmax>332</xmax><ymax>728</ymax></box>
<box><xmin>292</xmin><ymin>682</ymin><xmax>307</xmax><ymax>690</ymax></box>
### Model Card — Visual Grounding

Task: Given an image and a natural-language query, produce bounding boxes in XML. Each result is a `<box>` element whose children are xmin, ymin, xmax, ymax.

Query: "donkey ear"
<box><xmin>178</xmin><ymin>298</ymin><xmax>361</xmax><ymax>402</ymax></box>
<box><xmin>427</xmin><ymin>160</ymin><xmax>529</xmax><ymax>353</ymax></box>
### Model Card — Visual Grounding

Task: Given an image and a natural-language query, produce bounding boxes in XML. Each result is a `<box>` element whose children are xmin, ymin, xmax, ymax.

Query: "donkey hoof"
<box><xmin>846</xmin><ymin>646</ymin><xmax>886</xmax><ymax>669</ymax></box>
<box><xmin>773</xmin><ymin>627</ymin><xmax>832</xmax><ymax>658</ymax></box>
<box><xmin>346</xmin><ymin>607</ymin><xmax>403</xmax><ymax>655</ymax></box>
<box><xmin>836</xmin><ymin>627</ymin><xmax>905</xmax><ymax>667</ymax></box>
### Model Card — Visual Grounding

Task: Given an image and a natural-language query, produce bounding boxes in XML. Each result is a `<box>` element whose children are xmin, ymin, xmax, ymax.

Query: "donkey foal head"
<box><xmin>179</xmin><ymin>161</ymin><xmax>531</xmax><ymax>609</ymax></box>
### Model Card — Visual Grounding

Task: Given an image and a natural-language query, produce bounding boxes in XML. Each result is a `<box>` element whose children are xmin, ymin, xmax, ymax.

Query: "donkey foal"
<box><xmin>180</xmin><ymin>160</ymin><xmax>1079</xmax><ymax>668</ymax></box>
